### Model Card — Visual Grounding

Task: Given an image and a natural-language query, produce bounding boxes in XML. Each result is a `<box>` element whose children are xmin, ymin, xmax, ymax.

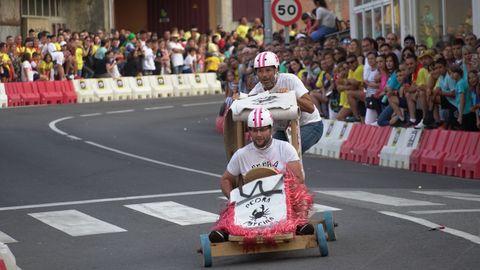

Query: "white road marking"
<box><xmin>182</xmin><ymin>101</ymin><xmax>223</xmax><ymax>107</ymax></box>
<box><xmin>0</xmin><ymin>189</ymin><xmax>221</xmax><ymax>212</ymax></box>
<box><xmin>66</xmin><ymin>135</ymin><xmax>82</xmax><ymax>140</ymax></box>
<box><xmin>125</xmin><ymin>201</ymin><xmax>219</xmax><ymax>225</ymax></box>
<box><xmin>316</xmin><ymin>191</ymin><xmax>443</xmax><ymax>206</ymax></box>
<box><xmin>106</xmin><ymin>109</ymin><xmax>134</xmax><ymax>114</ymax></box>
<box><xmin>48</xmin><ymin>116</ymin><xmax>74</xmax><ymax>136</ymax></box>
<box><xmin>29</xmin><ymin>210</ymin><xmax>126</xmax><ymax>236</ymax></box>
<box><xmin>312</xmin><ymin>204</ymin><xmax>342</xmax><ymax>212</ymax></box>
<box><xmin>412</xmin><ymin>191</ymin><xmax>480</xmax><ymax>202</ymax></box>
<box><xmin>144</xmin><ymin>105</ymin><xmax>174</xmax><ymax>110</ymax></box>
<box><xmin>80</xmin><ymin>113</ymin><xmax>102</xmax><ymax>117</ymax></box>
<box><xmin>0</xmin><ymin>231</ymin><xmax>17</xmax><ymax>243</ymax></box>
<box><xmin>84</xmin><ymin>140</ymin><xmax>222</xmax><ymax>178</ymax></box>
<box><xmin>410</xmin><ymin>209</ymin><xmax>480</xmax><ymax>214</ymax></box>
<box><xmin>412</xmin><ymin>191</ymin><xmax>480</xmax><ymax>197</ymax></box>
<box><xmin>380</xmin><ymin>211</ymin><xmax>480</xmax><ymax>245</ymax></box>
<box><xmin>444</xmin><ymin>196</ymin><xmax>480</xmax><ymax>202</ymax></box>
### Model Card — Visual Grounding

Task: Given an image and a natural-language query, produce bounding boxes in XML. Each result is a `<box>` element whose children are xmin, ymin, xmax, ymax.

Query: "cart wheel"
<box><xmin>323</xmin><ymin>211</ymin><xmax>336</xmax><ymax>241</ymax></box>
<box><xmin>200</xmin><ymin>234</ymin><xmax>212</xmax><ymax>267</ymax></box>
<box><xmin>316</xmin><ymin>224</ymin><xmax>329</xmax><ymax>257</ymax></box>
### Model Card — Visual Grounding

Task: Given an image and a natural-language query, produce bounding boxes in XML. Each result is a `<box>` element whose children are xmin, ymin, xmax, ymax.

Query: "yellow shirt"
<box><xmin>39</xmin><ymin>61</ymin><xmax>53</xmax><ymax>75</ymax></box>
<box><xmin>75</xmin><ymin>47</ymin><xmax>84</xmax><ymax>70</ymax></box>
<box><xmin>92</xmin><ymin>45</ymin><xmax>99</xmax><ymax>56</ymax></box>
<box><xmin>414</xmin><ymin>67</ymin><xmax>429</xmax><ymax>86</ymax></box>
<box><xmin>0</xmin><ymin>53</ymin><xmax>11</xmax><ymax>70</ymax></box>
<box><xmin>16</xmin><ymin>46</ymin><xmax>25</xmax><ymax>55</ymax></box>
<box><xmin>297</xmin><ymin>69</ymin><xmax>307</xmax><ymax>80</ymax></box>
<box><xmin>236</xmin><ymin>24</ymin><xmax>249</xmax><ymax>39</ymax></box>
<box><xmin>25</xmin><ymin>47</ymin><xmax>36</xmax><ymax>57</ymax></box>
<box><xmin>205</xmin><ymin>56</ymin><xmax>220</xmax><ymax>72</ymax></box>
<box><xmin>316</xmin><ymin>70</ymin><xmax>327</xmax><ymax>89</ymax></box>
<box><xmin>55</xmin><ymin>42</ymin><xmax>61</xmax><ymax>52</ymax></box>
<box><xmin>340</xmin><ymin>64</ymin><xmax>364</xmax><ymax>108</ymax></box>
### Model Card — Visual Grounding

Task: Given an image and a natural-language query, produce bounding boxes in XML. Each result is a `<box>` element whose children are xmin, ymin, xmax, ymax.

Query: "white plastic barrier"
<box><xmin>184</xmin><ymin>73</ymin><xmax>209</xmax><ymax>95</ymax></box>
<box><xmin>305</xmin><ymin>119</ymin><xmax>333</xmax><ymax>155</ymax></box>
<box><xmin>128</xmin><ymin>77</ymin><xmax>152</xmax><ymax>99</ymax></box>
<box><xmin>307</xmin><ymin>120</ymin><xmax>353</xmax><ymax>159</ymax></box>
<box><xmin>90</xmin><ymin>78</ymin><xmax>114</xmax><ymax>101</ymax></box>
<box><xmin>148</xmin><ymin>75</ymin><xmax>174</xmax><ymax>98</ymax></box>
<box><xmin>73</xmin><ymin>79</ymin><xmax>96</xmax><ymax>103</ymax></box>
<box><xmin>379</xmin><ymin>127</ymin><xmax>423</xmax><ymax>169</ymax></box>
<box><xmin>171</xmin><ymin>74</ymin><xmax>192</xmax><ymax>97</ymax></box>
<box><xmin>0</xmin><ymin>242</ymin><xmax>17</xmax><ymax>270</ymax></box>
<box><xmin>204</xmin><ymin>72</ymin><xmax>222</xmax><ymax>94</ymax></box>
<box><xmin>0</xmin><ymin>83</ymin><xmax>8</xmax><ymax>108</ymax></box>
<box><xmin>109</xmin><ymin>77</ymin><xmax>132</xmax><ymax>101</ymax></box>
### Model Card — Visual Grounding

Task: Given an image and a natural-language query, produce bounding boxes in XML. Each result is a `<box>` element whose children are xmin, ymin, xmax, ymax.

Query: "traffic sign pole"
<box><xmin>264</xmin><ymin>0</ymin><xmax>273</xmax><ymax>45</ymax></box>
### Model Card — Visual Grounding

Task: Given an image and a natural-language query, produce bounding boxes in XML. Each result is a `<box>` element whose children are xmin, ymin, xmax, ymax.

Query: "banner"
<box><xmin>230</xmin><ymin>175</ymin><xmax>287</xmax><ymax>228</ymax></box>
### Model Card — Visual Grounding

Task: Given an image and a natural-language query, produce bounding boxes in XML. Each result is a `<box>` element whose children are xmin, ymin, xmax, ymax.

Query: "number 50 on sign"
<box><xmin>271</xmin><ymin>0</ymin><xmax>302</xmax><ymax>26</ymax></box>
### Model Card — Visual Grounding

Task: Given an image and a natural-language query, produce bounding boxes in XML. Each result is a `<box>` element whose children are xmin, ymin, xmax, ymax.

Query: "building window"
<box><xmin>445</xmin><ymin>0</ymin><xmax>472</xmax><ymax>36</ymax></box>
<box><xmin>22</xmin><ymin>0</ymin><xmax>62</xmax><ymax>17</ymax></box>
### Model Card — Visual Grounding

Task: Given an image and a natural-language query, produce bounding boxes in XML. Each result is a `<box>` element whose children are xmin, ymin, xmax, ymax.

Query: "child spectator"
<box><xmin>183</xmin><ymin>47</ymin><xmax>197</xmax><ymax>73</ymax></box>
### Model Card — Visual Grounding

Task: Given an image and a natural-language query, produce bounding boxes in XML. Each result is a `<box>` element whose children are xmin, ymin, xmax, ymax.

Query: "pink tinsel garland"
<box><xmin>212</xmin><ymin>171</ymin><xmax>313</xmax><ymax>249</ymax></box>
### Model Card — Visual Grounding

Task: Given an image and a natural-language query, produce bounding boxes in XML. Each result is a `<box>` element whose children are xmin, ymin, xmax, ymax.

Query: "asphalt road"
<box><xmin>0</xmin><ymin>95</ymin><xmax>479</xmax><ymax>270</ymax></box>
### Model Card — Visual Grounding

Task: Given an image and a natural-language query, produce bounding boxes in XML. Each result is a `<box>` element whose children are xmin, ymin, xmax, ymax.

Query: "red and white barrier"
<box><xmin>0</xmin><ymin>84</ymin><xmax>8</xmax><ymax>108</ymax></box>
<box><xmin>184</xmin><ymin>73</ymin><xmax>210</xmax><ymax>95</ymax></box>
<box><xmin>306</xmin><ymin>120</ymin><xmax>354</xmax><ymax>159</ymax></box>
<box><xmin>109</xmin><ymin>77</ymin><xmax>132</xmax><ymax>101</ymax></box>
<box><xmin>147</xmin><ymin>75</ymin><xmax>174</xmax><ymax>98</ymax></box>
<box><xmin>0</xmin><ymin>242</ymin><xmax>16</xmax><ymax>270</ymax></box>
<box><xmin>128</xmin><ymin>77</ymin><xmax>151</xmax><ymax>100</ymax></box>
<box><xmin>73</xmin><ymin>79</ymin><xmax>96</xmax><ymax>103</ymax></box>
<box><xmin>380</xmin><ymin>128</ymin><xmax>423</xmax><ymax>169</ymax></box>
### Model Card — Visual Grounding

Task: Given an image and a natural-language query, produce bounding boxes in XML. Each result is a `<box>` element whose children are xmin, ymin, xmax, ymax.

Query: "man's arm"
<box><xmin>286</xmin><ymin>160</ymin><xmax>304</xmax><ymax>184</ymax></box>
<box><xmin>220</xmin><ymin>170</ymin><xmax>237</xmax><ymax>199</ymax></box>
<box><xmin>297</xmin><ymin>93</ymin><xmax>315</xmax><ymax>113</ymax></box>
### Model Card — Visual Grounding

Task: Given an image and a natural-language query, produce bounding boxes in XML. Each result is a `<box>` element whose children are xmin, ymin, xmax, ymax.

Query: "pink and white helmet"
<box><xmin>254</xmin><ymin>51</ymin><xmax>279</xmax><ymax>69</ymax></box>
<box><xmin>247</xmin><ymin>107</ymin><xmax>274</xmax><ymax>128</ymax></box>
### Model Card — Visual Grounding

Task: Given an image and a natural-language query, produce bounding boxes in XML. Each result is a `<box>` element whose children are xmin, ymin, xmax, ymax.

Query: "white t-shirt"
<box><xmin>183</xmin><ymin>53</ymin><xmax>195</xmax><ymax>70</ymax></box>
<box><xmin>250</xmin><ymin>73</ymin><xmax>322</xmax><ymax>126</ymax></box>
<box><xmin>364</xmin><ymin>67</ymin><xmax>378</xmax><ymax>97</ymax></box>
<box><xmin>21</xmin><ymin>60</ymin><xmax>33</xmax><ymax>82</ymax></box>
<box><xmin>227</xmin><ymin>139</ymin><xmax>299</xmax><ymax>177</ymax></box>
<box><xmin>168</xmin><ymin>41</ymin><xmax>184</xmax><ymax>67</ymax></box>
<box><xmin>315</xmin><ymin>7</ymin><xmax>336</xmax><ymax>28</ymax></box>
<box><xmin>142</xmin><ymin>47</ymin><xmax>156</xmax><ymax>71</ymax></box>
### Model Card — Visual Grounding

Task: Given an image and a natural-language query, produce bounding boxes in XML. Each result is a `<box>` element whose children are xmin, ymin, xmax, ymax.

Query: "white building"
<box><xmin>349</xmin><ymin>0</ymin><xmax>479</xmax><ymax>47</ymax></box>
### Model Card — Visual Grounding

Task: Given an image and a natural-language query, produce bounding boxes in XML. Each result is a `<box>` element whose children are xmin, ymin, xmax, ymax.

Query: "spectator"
<box><xmin>142</xmin><ymin>39</ymin><xmax>156</xmax><ymax>75</ymax></box>
<box><xmin>169</xmin><ymin>31</ymin><xmax>184</xmax><ymax>74</ymax></box>
<box><xmin>106</xmin><ymin>50</ymin><xmax>121</xmax><ymax>78</ymax></box>
<box><xmin>38</xmin><ymin>53</ymin><xmax>53</xmax><ymax>80</ymax></box>
<box><xmin>183</xmin><ymin>47</ymin><xmax>197</xmax><ymax>73</ymax></box>
<box><xmin>236</xmin><ymin>17</ymin><xmax>250</xmax><ymax>39</ymax></box>
<box><xmin>309</xmin><ymin>0</ymin><xmax>337</xmax><ymax>42</ymax></box>
<box><xmin>20</xmin><ymin>52</ymin><xmax>34</xmax><ymax>82</ymax></box>
<box><xmin>468</xmin><ymin>69</ymin><xmax>480</xmax><ymax>129</ymax></box>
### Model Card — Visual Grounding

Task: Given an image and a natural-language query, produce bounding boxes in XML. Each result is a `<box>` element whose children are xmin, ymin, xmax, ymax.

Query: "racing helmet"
<box><xmin>254</xmin><ymin>51</ymin><xmax>279</xmax><ymax>69</ymax></box>
<box><xmin>247</xmin><ymin>107</ymin><xmax>274</xmax><ymax>128</ymax></box>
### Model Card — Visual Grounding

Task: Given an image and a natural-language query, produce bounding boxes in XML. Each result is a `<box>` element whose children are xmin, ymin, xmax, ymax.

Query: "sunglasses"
<box><xmin>347</xmin><ymin>60</ymin><xmax>356</xmax><ymax>64</ymax></box>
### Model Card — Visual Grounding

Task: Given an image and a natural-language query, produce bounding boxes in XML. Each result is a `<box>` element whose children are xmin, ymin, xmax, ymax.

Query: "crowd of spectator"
<box><xmin>0</xmin><ymin>5</ymin><xmax>479</xmax><ymax>131</ymax></box>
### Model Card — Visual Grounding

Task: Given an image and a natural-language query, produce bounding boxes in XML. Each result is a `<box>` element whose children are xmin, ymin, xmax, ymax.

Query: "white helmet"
<box><xmin>254</xmin><ymin>51</ymin><xmax>279</xmax><ymax>69</ymax></box>
<box><xmin>247</xmin><ymin>107</ymin><xmax>274</xmax><ymax>128</ymax></box>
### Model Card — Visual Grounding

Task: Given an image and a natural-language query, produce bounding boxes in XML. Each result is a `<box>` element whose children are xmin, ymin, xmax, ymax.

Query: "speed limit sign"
<box><xmin>271</xmin><ymin>0</ymin><xmax>302</xmax><ymax>26</ymax></box>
